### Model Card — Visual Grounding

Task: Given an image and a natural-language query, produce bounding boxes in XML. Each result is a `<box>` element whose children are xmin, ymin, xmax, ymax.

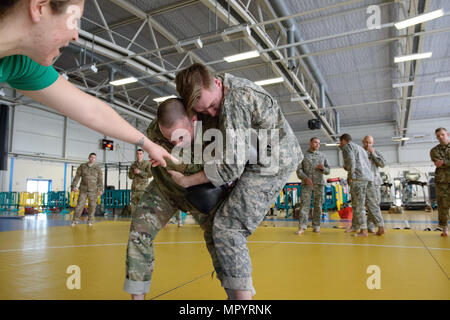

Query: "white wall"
<box><xmin>0</xmin><ymin>103</ymin><xmax>152</xmax><ymax>192</ymax></box>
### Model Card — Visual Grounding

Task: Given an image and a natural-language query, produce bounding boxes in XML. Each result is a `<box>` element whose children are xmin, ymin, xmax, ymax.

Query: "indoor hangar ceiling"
<box><xmin>46</xmin><ymin>0</ymin><xmax>450</xmax><ymax>146</ymax></box>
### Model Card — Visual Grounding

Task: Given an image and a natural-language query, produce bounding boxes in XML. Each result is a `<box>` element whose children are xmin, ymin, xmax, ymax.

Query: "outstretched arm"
<box><xmin>20</xmin><ymin>76</ymin><xmax>177</xmax><ymax>167</ymax></box>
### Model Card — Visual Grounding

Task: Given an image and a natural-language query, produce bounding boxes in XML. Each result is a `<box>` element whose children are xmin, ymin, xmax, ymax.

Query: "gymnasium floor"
<box><xmin>0</xmin><ymin>210</ymin><xmax>448</xmax><ymax>300</ymax></box>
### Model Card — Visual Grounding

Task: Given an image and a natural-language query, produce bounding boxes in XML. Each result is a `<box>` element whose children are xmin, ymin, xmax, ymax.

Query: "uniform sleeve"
<box><xmin>204</xmin><ymin>89</ymin><xmax>254</xmax><ymax>187</ymax></box>
<box><xmin>370</xmin><ymin>150</ymin><xmax>386</xmax><ymax>168</ymax></box>
<box><xmin>71</xmin><ymin>166</ymin><xmax>82</xmax><ymax>189</ymax></box>
<box><xmin>128</xmin><ymin>164</ymin><xmax>135</xmax><ymax>179</ymax></box>
<box><xmin>296</xmin><ymin>161</ymin><xmax>308</xmax><ymax>180</ymax></box>
<box><xmin>143</xmin><ymin>162</ymin><xmax>153</xmax><ymax>179</ymax></box>
<box><xmin>322</xmin><ymin>156</ymin><xmax>331</xmax><ymax>175</ymax></box>
<box><xmin>342</xmin><ymin>146</ymin><xmax>356</xmax><ymax>178</ymax></box>
<box><xmin>97</xmin><ymin>167</ymin><xmax>104</xmax><ymax>192</ymax></box>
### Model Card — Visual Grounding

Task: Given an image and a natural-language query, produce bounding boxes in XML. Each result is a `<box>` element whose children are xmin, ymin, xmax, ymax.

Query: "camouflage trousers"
<box><xmin>124</xmin><ymin>165</ymin><xmax>294</xmax><ymax>295</ymax></box>
<box><xmin>298</xmin><ymin>184</ymin><xmax>324</xmax><ymax>229</ymax></box>
<box><xmin>367</xmin><ymin>185</ymin><xmax>382</xmax><ymax>229</ymax></box>
<box><xmin>123</xmin><ymin>181</ymin><xmax>215</xmax><ymax>295</ymax></box>
<box><xmin>73</xmin><ymin>190</ymin><xmax>98</xmax><ymax>223</ymax></box>
<box><xmin>130</xmin><ymin>190</ymin><xmax>145</xmax><ymax>217</ymax></box>
<box><xmin>436</xmin><ymin>183</ymin><xmax>450</xmax><ymax>227</ymax></box>
<box><xmin>212</xmin><ymin>165</ymin><xmax>293</xmax><ymax>292</ymax></box>
<box><xmin>350</xmin><ymin>180</ymin><xmax>384</xmax><ymax>230</ymax></box>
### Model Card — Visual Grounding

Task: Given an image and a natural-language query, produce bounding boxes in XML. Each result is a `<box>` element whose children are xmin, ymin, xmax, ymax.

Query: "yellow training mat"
<box><xmin>0</xmin><ymin>221</ymin><xmax>448</xmax><ymax>300</ymax></box>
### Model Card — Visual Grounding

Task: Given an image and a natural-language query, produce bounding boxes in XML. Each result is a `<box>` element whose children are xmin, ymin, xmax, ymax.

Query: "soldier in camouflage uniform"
<box><xmin>339</xmin><ymin>134</ymin><xmax>384</xmax><ymax>237</ymax></box>
<box><xmin>174</xmin><ymin>63</ymin><xmax>303</xmax><ymax>300</ymax></box>
<box><xmin>430</xmin><ymin>127</ymin><xmax>449</xmax><ymax>237</ymax></box>
<box><xmin>128</xmin><ymin>148</ymin><xmax>152</xmax><ymax>216</ymax></box>
<box><xmin>71</xmin><ymin>153</ymin><xmax>103</xmax><ymax>226</ymax></box>
<box><xmin>124</xmin><ymin>99</ymin><xmax>224</xmax><ymax>300</ymax></box>
<box><xmin>295</xmin><ymin>137</ymin><xmax>330</xmax><ymax>234</ymax></box>
<box><xmin>363</xmin><ymin>135</ymin><xmax>386</xmax><ymax>234</ymax></box>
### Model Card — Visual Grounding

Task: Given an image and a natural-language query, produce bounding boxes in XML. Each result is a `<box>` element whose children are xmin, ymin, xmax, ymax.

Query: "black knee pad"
<box><xmin>185</xmin><ymin>182</ymin><xmax>232</xmax><ymax>214</ymax></box>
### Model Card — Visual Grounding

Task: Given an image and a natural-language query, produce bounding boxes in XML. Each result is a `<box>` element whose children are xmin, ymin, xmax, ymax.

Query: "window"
<box><xmin>26</xmin><ymin>179</ymin><xmax>52</xmax><ymax>193</ymax></box>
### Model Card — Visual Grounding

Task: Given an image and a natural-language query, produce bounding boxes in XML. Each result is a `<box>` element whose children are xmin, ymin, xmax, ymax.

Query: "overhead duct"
<box><xmin>286</xmin><ymin>25</ymin><xmax>296</xmax><ymax>70</ymax></box>
<box><xmin>268</xmin><ymin>0</ymin><xmax>329</xmax><ymax>91</ymax></box>
<box><xmin>268</xmin><ymin>0</ymin><xmax>340</xmax><ymax>135</ymax></box>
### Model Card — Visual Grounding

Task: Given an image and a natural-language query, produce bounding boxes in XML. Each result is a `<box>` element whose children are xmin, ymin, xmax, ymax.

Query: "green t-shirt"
<box><xmin>0</xmin><ymin>55</ymin><xmax>59</xmax><ymax>91</ymax></box>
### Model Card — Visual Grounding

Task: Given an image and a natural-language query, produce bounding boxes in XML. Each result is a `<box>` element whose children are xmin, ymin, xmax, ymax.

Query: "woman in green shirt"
<box><xmin>0</xmin><ymin>0</ymin><xmax>175</xmax><ymax>167</ymax></box>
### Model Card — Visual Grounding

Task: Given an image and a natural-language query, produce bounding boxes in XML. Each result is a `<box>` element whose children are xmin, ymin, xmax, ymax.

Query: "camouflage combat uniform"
<box><xmin>71</xmin><ymin>162</ymin><xmax>103</xmax><ymax>223</ymax></box>
<box><xmin>430</xmin><ymin>142</ymin><xmax>450</xmax><ymax>227</ymax></box>
<box><xmin>128</xmin><ymin>159</ymin><xmax>152</xmax><ymax>216</ymax></box>
<box><xmin>365</xmin><ymin>149</ymin><xmax>386</xmax><ymax>229</ymax></box>
<box><xmin>296</xmin><ymin>149</ymin><xmax>330</xmax><ymax>230</ymax></box>
<box><xmin>124</xmin><ymin>117</ymin><xmax>223</xmax><ymax>295</ymax></box>
<box><xmin>340</xmin><ymin>142</ymin><xmax>383</xmax><ymax>230</ymax></box>
<box><xmin>203</xmin><ymin>73</ymin><xmax>303</xmax><ymax>293</ymax></box>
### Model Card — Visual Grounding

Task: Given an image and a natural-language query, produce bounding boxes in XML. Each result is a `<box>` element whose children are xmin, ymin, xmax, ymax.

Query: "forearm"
<box><xmin>184</xmin><ymin>171</ymin><xmax>210</xmax><ymax>188</ymax></box>
<box><xmin>296</xmin><ymin>168</ymin><xmax>308</xmax><ymax>180</ymax></box>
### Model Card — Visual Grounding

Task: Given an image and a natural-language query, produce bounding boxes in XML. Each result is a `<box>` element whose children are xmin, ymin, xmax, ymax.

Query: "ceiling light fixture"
<box><xmin>153</xmin><ymin>95</ymin><xmax>177</xmax><ymax>103</ymax></box>
<box><xmin>394</xmin><ymin>52</ymin><xmax>432</xmax><ymax>63</ymax></box>
<box><xmin>392</xmin><ymin>81</ymin><xmax>415</xmax><ymax>88</ymax></box>
<box><xmin>254</xmin><ymin>77</ymin><xmax>284</xmax><ymax>86</ymax></box>
<box><xmin>392</xmin><ymin>137</ymin><xmax>410</xmax><ymax>142</ymax></box>
<box><xmin>110</xmin><ymin>77</ymin><xmax>138</xmax><ymax>86</ymax></box>
<box><xmin>435</xmin><ymin>76</ymin><xmax>450</xmax><ymax>83</ymax></box>
<box><xmin>394</xmin><ymin>9</ymin><xmax>444</xmax><ymax>30</ymax></box>
<box><xmin>224</xmin><ymin>50</ymin><xmax>260</xmax><ymax>63</ymax></box>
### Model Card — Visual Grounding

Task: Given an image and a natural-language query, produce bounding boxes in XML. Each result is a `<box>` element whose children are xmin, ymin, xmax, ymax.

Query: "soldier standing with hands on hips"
<box><xmin>295</xmin><ymin>137</ymin><xmax>330</xmax><ymax>234</ymax></box>
<box><xmin>71</xmin><ymin>153</ymin><xmax>103</xmax><ymax>227</ymax></box>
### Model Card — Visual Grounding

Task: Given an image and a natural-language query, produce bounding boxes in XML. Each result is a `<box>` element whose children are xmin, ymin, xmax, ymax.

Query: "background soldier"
<box><xmin>128</xmin><ymin>148</ymin><xmax>152</xmax><ymax>216</ymax></box>
<box><xmin>362</xmin><ymin>135</ymin><xmax>386</xmax><ymax>235</ymax></box>
<box><xmin>295</xmin><ymin>137</ymin><xmax>330</xmax><ymax>234</ymax></box>
<box><xmin>340</xmin><ymin>134</ymin><xmax>384</xmax><ymax>237</ymax></box>
<box><xmin>430</xmin><ymin>127</ymin><xmax>449</xmax><ymax>237</ymax></box>
<box><xmin>71</xmin><ymin>153</ymin><xmax>103</xmax><ymax>227</ymax></box>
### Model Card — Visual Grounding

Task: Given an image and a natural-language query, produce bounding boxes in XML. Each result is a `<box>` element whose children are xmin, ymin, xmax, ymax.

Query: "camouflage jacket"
<box><xmin>204</xmin><ymin>73</ymin><xmax>303</xmax><ymax>187</ymax></box>
<box><xmin>366</xmin><ymin>149</ymin><xmax>386</xmax><ymax>186</ymax></box>
<box><xmin>71</xmin><ymin>163</ymin><xmax>103</xmax><ymax>193</ymax></box>
<box><xmin>128</xmin><ymin>160</ymin><xmax>152</xmax><ymax>192</ymax></box>
<box><xmin>146</xmin><ymin>119</ymin><xmax>206</xmax><ymax>212</ymax></box>
<box><xmin>340</xmin><ymin>142</ymin><xmax>374</xmax><ymax>182</ymax></box>
<box><xmin>430</xmin><ymin>143</ymin><xmax>450</xmax><ymax>183</ymax></box>
<box><xmin>296</xmin><ymin>149</ymin><xmax>330</xmax><ymax>185</ymax></box>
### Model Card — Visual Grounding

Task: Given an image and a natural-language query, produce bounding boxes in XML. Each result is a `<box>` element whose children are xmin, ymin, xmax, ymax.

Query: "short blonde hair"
<box><xmin>175</xmin><ymin>63</ymin><xmax>215</xmax><ymax>116</ymax></box>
